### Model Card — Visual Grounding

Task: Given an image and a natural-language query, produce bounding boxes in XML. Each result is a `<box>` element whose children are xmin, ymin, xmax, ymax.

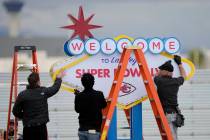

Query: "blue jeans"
<box><xmin>78</xmin><ymin>131</ymin><xmax>100</xmax><ymax>140</ymax></box>
<box><xmin>166</xmin><ymin>113</ymin><xmax>178</xmax><ymax>140</ymax></box>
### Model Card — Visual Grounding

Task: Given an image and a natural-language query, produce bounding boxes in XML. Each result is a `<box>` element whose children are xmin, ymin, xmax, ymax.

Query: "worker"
<box><xmin>12</xmin><ymin>70</ymin><xmax>65</xmax><ymax>140</ymax></box>
<box><xmin>154</xmin><ymin>55</ymin><xmax>186</xmax><ymax>140</ymax></box>
<box><xmin>74</xmin><ymin>73</ymin><xmax>107</xmax><ymax>140</ymax></box>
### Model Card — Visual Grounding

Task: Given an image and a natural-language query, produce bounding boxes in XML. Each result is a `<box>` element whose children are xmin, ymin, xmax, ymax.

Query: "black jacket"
<box><xmin>74</xmin><ymin>88</ymin><xmax>107</xmax><ymax>132</ymax></box>
<box><xmin>12</xmin><ymin>78</ymin><xmax>62</xmax><ymax>127</ymax></box>
<box><xmin>154</xmin><ymin>76</ymin><xmax>184</xmax><ymax>112</ymax></box>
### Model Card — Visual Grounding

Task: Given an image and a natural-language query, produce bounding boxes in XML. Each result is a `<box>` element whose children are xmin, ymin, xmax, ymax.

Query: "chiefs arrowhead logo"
<box><xmin>119</xmin><ymin>82</ymin><xmax>136</xmax><ymax>97</ymax></box>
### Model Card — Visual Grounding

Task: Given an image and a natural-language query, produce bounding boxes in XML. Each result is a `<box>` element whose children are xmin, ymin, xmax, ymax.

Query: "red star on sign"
<box><xmin>61</xmin><ymin>6</ymin><xmax>102</xmax><ymax>41</ymax></box>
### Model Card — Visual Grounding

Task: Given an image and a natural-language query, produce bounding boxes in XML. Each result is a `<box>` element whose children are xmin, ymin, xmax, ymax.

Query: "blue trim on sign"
<box><xmin>64</xmin><ymin>40</ymin><xmax>73</xmax><ymax>56</ymax></box>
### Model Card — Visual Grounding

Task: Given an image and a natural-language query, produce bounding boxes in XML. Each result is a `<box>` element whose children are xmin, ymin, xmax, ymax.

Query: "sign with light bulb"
<box><xmin>50</xmin><ymin>35</ymin><xmax>195</xmax><ymax>109</ymax></box>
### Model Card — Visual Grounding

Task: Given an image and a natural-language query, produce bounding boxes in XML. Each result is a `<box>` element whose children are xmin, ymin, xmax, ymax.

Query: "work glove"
<box><xmin>174</xmin><ymin>55</ymin><xmax>182</xmax><ymax>65</ymax></box>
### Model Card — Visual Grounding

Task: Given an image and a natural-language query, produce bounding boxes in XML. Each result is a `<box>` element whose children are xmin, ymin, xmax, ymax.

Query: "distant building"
<box><xmin>3</xmin><ymin>0</ymin><xmax>24</xmax><ymax>38</ymax></box>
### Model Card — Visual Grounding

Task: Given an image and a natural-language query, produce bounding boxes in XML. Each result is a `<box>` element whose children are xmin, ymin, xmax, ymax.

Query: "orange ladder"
<box><xmin>6</xmin><ymin>46</ymin><xmax>39</xmax><ymax>140</ymax></box>
<box><xmin>100</xmin><ymin>47</ymin><xmax>173</xmax><ymax>140</ymax></box>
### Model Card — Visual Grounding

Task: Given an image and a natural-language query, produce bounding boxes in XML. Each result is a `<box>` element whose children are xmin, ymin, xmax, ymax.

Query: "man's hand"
<box><xmin>74</xmin><ymin>89</ymin><xmax>80</xmax><ymax>95</ymax></box>
<box><xmin>174</xmin><ymin>55</ymin><xmax>182</xmax><ymax>65</ymax></box>
<box><xmin>57</xmin><ymin>69</ymin><xmax>66</xmax><ymax>78</ymax></box>
<box><xmin>174</xmin><ymin>55</ymin><xmax>187</xmax><ymax>79</ymax></box>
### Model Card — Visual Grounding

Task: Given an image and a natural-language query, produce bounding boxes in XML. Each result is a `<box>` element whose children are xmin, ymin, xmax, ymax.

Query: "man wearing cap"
<box><xmin>154</xmin><ymin>55</ymin><xmax>186</xmax><ymax>140</ymax></box>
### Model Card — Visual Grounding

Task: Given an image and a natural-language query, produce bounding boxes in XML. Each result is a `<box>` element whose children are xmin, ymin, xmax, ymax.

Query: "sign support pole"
<box><xmin>130</xmin><ymin>103</ymin><xmax>143</xmax><ymax>140</ymax></box>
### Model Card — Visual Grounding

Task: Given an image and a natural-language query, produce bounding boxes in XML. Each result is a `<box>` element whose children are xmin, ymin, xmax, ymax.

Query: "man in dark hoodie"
<box><xmin>154</xmin><ymin>55</ymin><xmax>186</xmax><ymax>140</ymax></box>
<box><xmin>74</xmin><ymin>73</ymin><xmax>107</xmax><ymax>140</ymax></box>
<box><xmin>12</xmin><ymin>70</ymin><xmax>65</xmax><ymax>140</ymax></box>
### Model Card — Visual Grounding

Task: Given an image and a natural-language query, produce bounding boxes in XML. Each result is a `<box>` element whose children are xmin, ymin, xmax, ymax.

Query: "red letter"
<box><xmin>104</xmin><ymin>69</ymin><xmax>110</xmax><ymax>78</ymax></box>
<box><xmin>89</xmin><ymin>43</ymin><xmax>96</xmax><ymax>51</ymax></box>
<box><xmin>121</xmin><ymin>42</ymin><xmax>128</xmax><ymax>49</ymax></box>
<box><xmin>76</xmin><ymin>69</ymin><xmax>82</xmax><ymax>78</ymax></box>
<box><xmin>105</xmin><ymin>43</ymin><xmax>111</xmax><ymax>50</ymax></box>
<box><xmin>71</xmin><ymin>43</ymin><xmax>83</xmax><ymax>51</ymax></box>
<box><xmin>151</xmin><ymin>68</ymin><xmax>159</xmax><ymax>77</ymax></box>
<box><xmin>91</xmin><ymin>69</ymin><xmax>97</xmax><ymax>76</ymax></box>
<box><xmin>152</xmin><ymin>42</ymin><xmax>160</xmax><ymax>50</ymax></box>
<box><xmin>169</xmin><ymin>41</ymin><xmax>175</xmax><ymax>50</ymax></box>
<box><xmin>137</xmin><ymin>42</ymin><xmax>145</xmax><ymax>50</ymax></box>
<box><xmin>130</xmin><ymin>68</ymin><xmax>141</xmax><ymax>77</ymax></box>
<box><xmin>124</xmin><ymin>69</ymin><xmax>130</xmax><ymax>77</ymax></box>
<box><xmin>98</xmin><ymin>69</ymin><xmax>103</xmax><ymax>78</ymax></box>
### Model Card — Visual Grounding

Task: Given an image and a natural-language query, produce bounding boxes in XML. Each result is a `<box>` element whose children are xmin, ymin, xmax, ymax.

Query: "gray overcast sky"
<box><xmin>1</xmin><ymin>0</ymin><xmax>210</xmax><ymax>51</ymax></box>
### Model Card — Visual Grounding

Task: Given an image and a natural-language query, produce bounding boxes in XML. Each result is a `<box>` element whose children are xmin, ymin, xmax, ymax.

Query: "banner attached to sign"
<box><xmin>50</xmin><ymin>35</ymin><xmax>195</xmax><ymax>109</ymax></box>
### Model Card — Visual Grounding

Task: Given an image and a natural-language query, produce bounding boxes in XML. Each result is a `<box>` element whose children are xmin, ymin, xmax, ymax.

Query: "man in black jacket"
<box><xmin>74</xmin><ymin>73</ymin><xmax>107</xmax><ymax>140</ymax></box>
<box><xmin>154</xmin><ymin>55</ymin><xmax>186</xmax><ymax>140</ymax></box>
<box><xmin>12</xmin><ymin>70</ymin><xmax>65</xmax><ymax>140</ymax></box>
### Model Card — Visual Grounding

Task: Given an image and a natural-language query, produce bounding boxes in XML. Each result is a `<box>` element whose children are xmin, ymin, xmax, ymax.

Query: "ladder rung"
<box><xmin>15</xmin><ymin>46</ymin><xmax>36</xmax><ymax>51</ymax></box>
<box><xmin>17</xmin><ymin>82</ymin><xmax>28</xmax><ymax>86</ymax></box>
<box><xmin>105</xmin><ymin>119</ymin><xmax>111</xmax><ymax>126</ymax></box>
<box><xmin>120</xmin><ymin>126</ymin><xmax>130</xmax><ymax>129</ymax></box>
<box><xmin>144</xmin><ymin>80</ymin><xmax>149</xmax><ymax>84</ymax></box>
<box><xmin>113</xmin><ymin>81</ymin><xmax>117</xmax><ymax>84</ymax></box>
<box><xmin>161</xmin><ymin>133</ymin><xmax>166</xmax><ymax>136</ymax></box>
<box><xmin>102</xmin><ymin>116</ymin><xmax>106</xmax><ymax>119</ymax></box>
<box><xmin>106</xmin><ymin>98</ymin><xmax>112</xmax><ymax>102</ymax></box>
<box><xmin>17</xmin><ymin>64</ymin><xmax>37</xmax><ymax>67</ymax></box>
<box><xmin>155</xmin><ymin>115</ymin><xmax>161</xmax><ymax>119</ymax></box>
<box><xmin>17</xmin><ymin>64</ymin><xmax>37</xmax><ymax>71</ymax></box>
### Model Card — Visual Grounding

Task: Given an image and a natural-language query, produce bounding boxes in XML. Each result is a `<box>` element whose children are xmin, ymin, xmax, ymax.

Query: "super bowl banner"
<box><xmin>50</xmin><ymin>35</ymin><xmax>195</xmax><ymax>109</ymax></box>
